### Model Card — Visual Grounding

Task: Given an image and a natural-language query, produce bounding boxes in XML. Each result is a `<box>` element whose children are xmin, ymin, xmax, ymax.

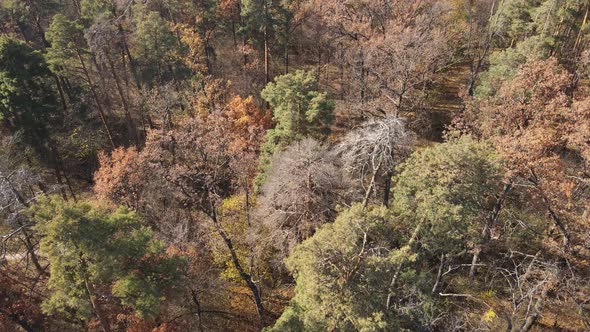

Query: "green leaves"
<box><xmin>31</xmin><ymin>196</ymin><xmax>185</xmax><ymax>321</ymax></box>
<box><xmin>261</xmin><ymin>70</ymin><xmax>333</xmax><ymax>142</ymax></box>
<box><xmin>392</xmin><ymin>136</ymin><xmax>503</xmax><ymax>253</ymax></box>
<box><xmin>132</xmin><ymin>10</ymin><xmax>184</xmax><ymax>85</ymax></box>
<box><xmin>269</xmin><ymin>136</ymin><xmax>504</xmax><ymax>331</ymax></box>
<box><xmin>269</xmin><ymin>204</ymin><xmax>397</xmax><ymax>331</ymax></box>
<box><xmin>257</xmin><ymin>70</ymin><xmax>333</xmax><ymax>187</ymax></box>
<box><xmin>0</xmin><ymin>36</ymin><xmax>58</xmax><ymax>149</ymax></box>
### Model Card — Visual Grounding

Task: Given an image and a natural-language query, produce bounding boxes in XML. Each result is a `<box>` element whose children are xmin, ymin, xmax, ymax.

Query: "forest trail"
<box><xmin>329</xmin><ymin>63</ymin><xmax>471</xmax><ymax>142</ymax></box>
<box><xmin>425</xmin><ymin>63</ymin><xmax>471</xmax><ymax>140</ymax></box>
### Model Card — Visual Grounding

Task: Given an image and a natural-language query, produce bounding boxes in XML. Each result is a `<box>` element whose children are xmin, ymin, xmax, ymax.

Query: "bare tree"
<box><xmin>256</xmin><ymin>138</ymin><xmax>353</xmax><ymax>261</ymax></box>
<box><xmin>364</xmin><ymin>9</ymin><xmax>453</xmax><ymax>115</ymax></box>
<box><xmin>495</xmin><ymin>251</ymin><xmax>562</xmax><ymax>332</ymax></box>
<box><xmin>337</xmin><ymin>115</ymin><xmax>415</xmax><ymax>207</ymax></box>
<box><xmin>0</xmin><ymin>159</ymin><xmax>53</xmax><ymax>276</ymax></box>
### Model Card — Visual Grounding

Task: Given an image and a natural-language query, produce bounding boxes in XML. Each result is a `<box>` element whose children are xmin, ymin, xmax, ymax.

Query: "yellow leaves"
<box><xmin>174</xmin><ymin>23</ymin><xmax>207</xmax><ymax>73</ymax></box>
<box><xmin>480</xmin><ymin>289</ymin><xmax>496</xmax><ymax>299</ymax></box>
<box><xmin>482</xmin><ymin>309</ymin><xmax>497</xmax><ymax>323</ymax></box>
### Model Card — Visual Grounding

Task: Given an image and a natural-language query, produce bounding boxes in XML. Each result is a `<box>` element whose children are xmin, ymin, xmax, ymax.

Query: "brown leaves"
<box><xmin>94</xmin><ymin>147</ymin><xmax>141</xmax><ymax>207</ymax></box>
<box><xmin>457</xmin><ymin>58</ymin><xmax>590</xmax><ymax>246</ymax></box>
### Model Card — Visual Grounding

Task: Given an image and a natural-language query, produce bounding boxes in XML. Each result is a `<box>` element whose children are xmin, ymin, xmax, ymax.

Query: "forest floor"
<box><xmin>425</xmin><ymin>63</ymin><xmax>471</xmax><ymax>140</ymax></box>
<box><xmin>329</xmin><ymin>62</ymin><xmax>471</xmax><ymax>142</ymax></box>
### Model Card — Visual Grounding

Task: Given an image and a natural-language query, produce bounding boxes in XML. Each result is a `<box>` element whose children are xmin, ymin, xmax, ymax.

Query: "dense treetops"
<box><xmin>1</xmin><ymin>0</ymin><xmax>589</xmax><ymax>331</ymax></box>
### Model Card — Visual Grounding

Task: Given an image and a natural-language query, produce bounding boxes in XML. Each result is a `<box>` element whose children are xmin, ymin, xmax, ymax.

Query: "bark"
<box><xmin>117</xmin><ymin>23</ymin><xmax>141</xmax><ymax>90</ymax></box>
<box><xmin>53</xmin><ymin>74</ymin><xmax>68</xmax><ymax>112</ymax></box>
<box><xmin>208</xmin><ymin>204</ymin><xmax>263</xmax><ymax>319</ymax></box>
<box><xmin>83</xmin><ymin>276</ymin><xmax>111</xmax><ymax>332</ymax></box>
<box><xmin>76</xmin><ymin>49</ymin><xmax>116</xmax><ymax>148</ymax></box>
<box><xmin>574</xmin><ymin>4</ymin><xmax>589</xmax><ymax>53</ymax></box>
<box><xmin>528</xmin><ymin>169</ymin><xmax>570</xmax><ymax>247</ymax></box>
<box><xmin>516</xmin><ymin>280</ymin><xmax>552</xmax><ymax>332</ymax></box>
<box><xmin>469</xmin><ymin>180</ymin><xmax>512</xmax><ymax>278</ymax></box>
<box><xmin>190</xmin><ymin>289</ymin><xmax>205</xmax><ymax>332</ymax></box>
<box><xmin>362</xmin><ymin>168</ymin><xmax>378</xmax><ymax>208</ymax></box>
<box><xmin>386</xmin><ymin>221</ymin><xmax>422</xmax><ymax>310</ymax></box>
<box><xmin>382</xmin><ymin>172</ymin><xmax>392</xmax><ymax>207</ymax></box>
<box><xmin>106</xmin><ymin>51</ymin><xmax>139</xmax><ymax>147</ymax></box>
<box><xmin>263</xmin><ymin>1</ymin><xmax>270</xmax><ymax>83</ymax></box>
<box><xmin>431</xmin><ymin>253</ymin><xmax>445</xmax><ymax>294</ymax></box>
<box><xmin>264</xmin><ymin>25</ymin><xmax>270</xmax><ymax>84</ymax></box>
<box><xmin>284</xmin><ymin>19</ymin><xmax>289</xmax><ymax>74</ymax></box>
<box><xmin>4</xmin><ymin>171</ymin><xmax>47</xmax><ymax>276</ymax></box>
<box><xmin>21</xmin><ymin>226</ymin><xmax>46</xmax><ymax>277</ymax></box>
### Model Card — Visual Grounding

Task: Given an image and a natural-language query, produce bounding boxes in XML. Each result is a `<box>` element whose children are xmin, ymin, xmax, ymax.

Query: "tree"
<box><xmin>132</xmin><ymin>10</ymin><xmax>183</xmax><ymax>86</ymax></box>
<box><xmin>458</xmin><ymin>58</ymin><xmax>590</xmax><ymax>248</ymax></box>
<box><xmin>46</xmin><ymin>14</ymin><xmax>115</xmax><ymax>148</ymax></box>
<box><xmin>392</xmin><ymin>135</ymin><xmax>503</xmax><ymax>257</ymax></box>
<box><xmin>261</xmin><ymin>69</ymin><xmax>333</xmax><ymax>143</ymax></box>
<box><xmin>94</xmin><ymin>110</ymin><xmax>268</xmax><ymax>319</ymax></box>
<box><xmin>0</xmin><ymin>36</ymin><xmax>59</xmax><ymax>151</ymax></box>
<box><xmin>266</xmin><ymin>204</ymin><xmax>432</xmax><ymax>331</ymax></box>
<box><xmin>337</xmin><ymin>115</ymin><xmax>414</xmax><ymax>207</ymax></box>
<box><xmin>363</xmin><ymin>7</ymin><xmax>452</xmax><ymax>114</ymax></box>
<box><xmin>257</xmin><ymin>70</ymin><xmax>334</xmax><ymax>186</ymax></box>
<box><xmin>255</xmin><ymin>138</ymin><xmax>352</xmax><ymax>262</ymax></box>
<box><xmin>86</xmin><ymin>18</ymin><xmax>139</xmax><ymax>146</ymax></box>
<box><xmin>31</xmin><ymin>196</ymin><xmax>185</xmax><ymax>332</ymax></box>
<box><xmin>0</xmin><ymin>36</ymin><xmax>75</xmax><ymax>199</ymax></box>
<box><xmin>241</xmin><ymin>0</ymin><xmax>284</xmax><ymax>83</ymax></box>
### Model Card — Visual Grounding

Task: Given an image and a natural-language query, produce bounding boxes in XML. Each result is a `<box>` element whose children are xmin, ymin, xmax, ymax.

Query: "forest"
<box><xmin>0</xmin><ymin>0</ymin><xmax>589</xmax><ymax>331</ymax></box>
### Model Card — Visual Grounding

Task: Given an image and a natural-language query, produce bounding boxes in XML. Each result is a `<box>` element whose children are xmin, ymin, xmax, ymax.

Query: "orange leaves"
<box><xmin>224</xmin><ymin>95</ymin><xmax>271</xmax><ymax>154</ymax></box>
<box><xmin>174</xmin><ymin>24</ymin><xmax>207</xmax><ymax>73</ymax></box>
<box><xmin>94</xmin><ymin>147</ymin><xmax>141</xmax><ymax>205</ymax></box>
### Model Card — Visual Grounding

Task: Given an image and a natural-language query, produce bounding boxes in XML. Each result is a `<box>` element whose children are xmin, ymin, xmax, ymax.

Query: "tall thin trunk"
<box><xmin>386</xmin><ymin>221</ymin><xmax>422</xmax><ymax>310</ymax></box>
<box><xmin>117</xmin><ymin>23</ymin><xmax>141</xmax><ymax>90</ymax></box>
<box><xmin>76</xmin><ymin>49</ymin><xmax>116</xmax><ymax>148</ymax></box>
<box><xmin>284</xmin><ymin>19</ymin><xmax>289</xmax><ymax>74</ymax></box>
<box><xmin>53</xmin><ymin>75</ymin><xmax>68</xmax><ymax>112</ymax></box>
<box><xmin>574</xmin><ymin>4</ymin><xmax>589</xmax><ymax>53</ymax></box>
<box><xmin>83</xmin><ymin>273</ymin><xmax>111</xmax><ymax>332</ymax></box>
<box><xmin>469</xmin><ymin>180</ymin><xmax>512</xmax><ymax>278</ymax></box>
<box><xmin>51</xmin><ymin>145</ymin><xmax>77</xmax><ymax>202</ymax></box>
<box><xmin>106</xmin><ymin>51</ymin><xmax>138</xmax><ymax>147</ymax></box>
<box><xmin>383</xmin><ymin>172</ymin><xmax>392</xmax><ymax>207</ymax></box>
<box><xmin>264</xmin><ymin>28</ymin><xmax>270</xmax><ymax>84</ymax></box>
<box><xmin>2</xmin><ymin>174</ymin><xmax>47</xmax><ymax>276</ymax></box>
<box><xmin>529</xmin><ymin>168</ymin><xmax>570</xmax><ymax>247</ymax></box>
<box><xmin>264</xmin><ymin>2</ymin><xmax>270</xmax><ymax>84</ymax></box>
<box><xmin>208</xmin><ymin>204</ymin><xmax>263</xmax><ymax>319</ymax></box>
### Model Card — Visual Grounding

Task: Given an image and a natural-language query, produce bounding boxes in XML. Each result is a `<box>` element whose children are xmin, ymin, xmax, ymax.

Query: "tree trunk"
<box><xmin>574</xmin><ymin>4</ymin><xmax>589</xmax><ymax>53</ymax></box>
<box><xmin>76</xmin><ymin>49</ymin><xmax>116</xmax><ymax>148</ymax></box>
<box><xmin>216</xmin><ymin>226</ymin><xmax>264</xmax><ymax>318</ymax></box>
<box><xmin>208</xmin><ymin>206</ymin><xmax>263</xmax><ymax>319</ymax></box>
<box><xmin>106</xmin><ymin>51</ymin><xmax>139</xmax><ymax>147</ymax></box>
<box><xmin>517</xmin><ymin>279</ymin><xmax>553</xmax><ymax>332</ymax></box>
<box><xmin>20</xmin><ymin>227</ymin><xmax>46</xmax><ymax>277</ymax></box>
<box><xmin>83</xmin><ymin>277</ymin><xmax>112</xmax><ymax>332</ymax></box>
<box><xmin>383</xmin><ymin>172</ymin><xmax>392</xmax><ymax>207</ymax></box>
<box><xmin>117</xmin><ymin>23</ymin><xmax>141</xmax><ymax>90</ymax></box>
<box><xmin>264</xmin><ymin>28</ymin><xmax>270</xmax><ymax>84</ymax></box>
<box><xmin>264</xmin><ymin>2</ymin><xmax>270</xmax><ymax>84</ymax></box>
<box><xmin>469</xmin><ymin>180</ymin><xmax>512</xmax><ymax>278</ymax></box>
<box><xmin>284</xmin><ymin>20</ymin><xmax>289</xmax><ymax>74</ymax></box>
<box><xmin>386</xmin><ymin>221</ymin><xmax>422</xmax><ymax>310</ymax></box>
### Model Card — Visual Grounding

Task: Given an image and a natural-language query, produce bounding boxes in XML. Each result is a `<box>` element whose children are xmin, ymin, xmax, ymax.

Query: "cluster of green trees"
<box><xmin>1</xmin><ymin>0</ymin><xmax>590</xmax><ymax>331</ymax></box>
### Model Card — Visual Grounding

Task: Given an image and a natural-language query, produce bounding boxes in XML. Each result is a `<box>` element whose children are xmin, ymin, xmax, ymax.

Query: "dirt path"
<box><xmin>425</xmin><ymin>63</ymin><xmax>471</xmax><ymax>141</ymax></box>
